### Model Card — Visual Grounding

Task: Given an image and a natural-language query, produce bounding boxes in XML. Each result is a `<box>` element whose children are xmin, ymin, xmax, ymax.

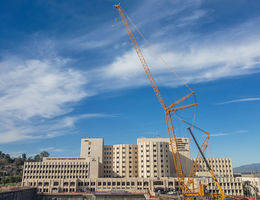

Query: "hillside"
<box><xmin>234</xmin><ymin>163</ymin><xmax>260</xmax><ymax>173</ymax></box>
<box><xmin>0</xmin><ymin>151</ymin><xmax>50</xmax><ymax>186</ymax></box>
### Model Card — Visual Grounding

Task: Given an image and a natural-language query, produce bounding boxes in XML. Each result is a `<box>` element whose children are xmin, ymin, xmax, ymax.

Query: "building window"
<box><xmin>53</xmin><ymin>182</ymin><xmax>59</xmax><ymax>186</ymax></box>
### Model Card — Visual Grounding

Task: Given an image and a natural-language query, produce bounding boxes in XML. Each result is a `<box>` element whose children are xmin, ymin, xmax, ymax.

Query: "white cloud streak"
<box><xmin>211</xmin><ymin>130</ymin><xmax>248</xmax><ymax>137</ymax></box>
<box><xmin>211</xmin><ymin>133</ymin><xmax>228</xmax><ymax>137</ymax></box>
<box><xmin>218</xmin><ymin>98</ymin><xmax>260</xmax><ymax>105</ymax></box>
<box><xmin>40</xmin><ymin>147</ymin><xmax>64</xmax><ymax>153</ymax></box>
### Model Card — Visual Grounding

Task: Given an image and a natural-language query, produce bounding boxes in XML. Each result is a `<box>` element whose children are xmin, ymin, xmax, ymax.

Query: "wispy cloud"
<box><xmin>40</xmin><ymin>147</ymin><xmax>64</xmax><ymax>153</ymax></box>
<box><xmin>88</xmin><ymin>35</ymin><xmax>260</xmax><ymax>91</ymax></box>
<box><xmin>0</xmin><ymin>113</ymin><xmax>115</xmax><ymax>144</ymax></box>
<box><xmin>0</xmin><ymin>55</ymin><xmax>116</xmax><ymax>144</ymax></box>
<box><xmin>16</xmin><ymin>0</ymin><xmax>260</xmax><ymax>94</ymax></box>
<box><xmin>78</xmin><ymin>7</ymin><xmax>260</xmax><ymax>92</ymax></box>
<box><xmin>218</xmin><ymin>97</ymin><xmax>260</xmax><ymax>105</ymax></box>
<box><xmin>211</xmin><ymin>130</ymin><xmax>248</xmax><ymax>137</ymax></box>
<box><xmin>236</xmin><ymin>130</ymin><xmax>248</xmax><ymax>134</ymax></box>
<box><xmin>0</xmin><ymin>58</ymin><xmax>88</xmax><ymax>119</ymax></box>
<box><xmin>59</xmin><ymin>113</ymin><xmax>117</xmax><ymax>128</ymax></box>
<box><xmin>211</xmin><ymin>133</ymin><xmax>228</xmax><ymax>137</ymax></box>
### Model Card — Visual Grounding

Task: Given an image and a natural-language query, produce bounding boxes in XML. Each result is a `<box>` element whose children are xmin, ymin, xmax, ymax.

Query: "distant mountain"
<box><xmin>234</xmin><ymin>163</ymin><xmax>260</xmax><ymax>173</ymax></box>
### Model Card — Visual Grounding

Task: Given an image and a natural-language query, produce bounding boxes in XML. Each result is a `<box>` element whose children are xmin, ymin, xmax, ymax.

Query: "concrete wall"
<box><xmin>0</xmin><ymin>188</ymin><xmax>37</xmax><ymax>200</ymax></box>
<box><xmin>37</xmin><ymin>194</ymin><xmax>145</xmax><ymax>200</ymax></box>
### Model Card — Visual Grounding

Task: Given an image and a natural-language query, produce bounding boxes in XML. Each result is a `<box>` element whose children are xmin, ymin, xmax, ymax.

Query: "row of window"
<box><xmin>208</xmin><ymin>189</ymin><xmax>242</xmax><ymax>194</ymax></box>
<box><xmin>24</xmin><ymin>164</ymin><xmax>88</xmax><ymax>169</ymax></box>
<box><xmin>24</xmin><ymin>175</ymin><xmax>88</xmax><ymax>179</ymax></box>
<box><xmin>113</xmin><ymin>170</ymin><xmax>138</xmax><ymax>174</ymax></box>
<box><xmin>197</xmin><ymin>169</ymin><xmax>232</xmax><ymax>173</ymax></box>
<box><xmin>113</xmin><ymin>146</ymin><xmax>137</xmax><ymax>150</ymax></box>
<box><xmin>141</xmin><ymin>154</ymin><xmax>168</xmax><ymax>157</ymax></box>
<box><xmin>140</xmin><ymin>149</ymin><xmax>168</xmax><ymax>153</ymax></box>
<box><xmin>141</xmin><ymin>164</ymin><xmax>169</xmax><ymax>168</ymax></box>
<box><xmin>36</xmin><ymin>187</ymin><xmax>241</xmax><ymax>195</ymax></box>
<box><xmin>140</xmin><ymin>159</ymin><xmax>169</xmax><ymax>163</ymax></box>
<box><xmin>208</xmin><ymin>182</ymin><xmax>241</xmax><ymax>187</ymax></box>
<box><xmin>24</xmin><ymin>170</ymin><xmax>88</xmax><ymax>174</ymax></box>
<box><xmin>140</xmin><ymin>169</ymin><xmax>169</xmax><ymax>174</ymax></box>
<box><xmin>140</xmin><ymin>144</ymin><xmax>168</xmax><ymax>148</ymax></box>
<box><xmin>199</xmin><ymin>159</ymin><xmax>231</xmax><ymax>163</ymax></box>
<box><xmin>32</xmin><ymin>180</ymin><xmax>151</xmax><ymax>187</ymax></box>
<box><xmin>199</xmin><ymin>164</ymin><xmax>232</xmax><ymax>168</ymax></box>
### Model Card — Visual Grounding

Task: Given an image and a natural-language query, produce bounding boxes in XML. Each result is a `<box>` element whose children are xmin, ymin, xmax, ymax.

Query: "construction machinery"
<box><xmin>114</xmin><ymin>3</ymin><xmax>226</xmax><ymax>199</ymax></box>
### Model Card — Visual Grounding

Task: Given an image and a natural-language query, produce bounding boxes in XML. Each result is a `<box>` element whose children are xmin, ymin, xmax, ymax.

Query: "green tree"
<box><xmin>40</xmin><ymin>151</ymin><xmax>50</xmax><ymax>161</ymax></box>
<box><xmin>14</xmin><ymin>157</ymin><xmax>23</xmax><ymax>166</ymax></box>
<box><xmin>243</xmin><ymin>181</ymin><xmax>252</xmax><ymax>197</ymax></box>
<box><xmin>21</xmin><ymin>153</ymin><xmax>26</xmax><ymax>162</ymax></box>
<box><xmin>34</xmin><ymin>154</ymin><xmax>41</xmax><ymax>162</ymax></box>
<box><xmin>0</xmin><ymin>151</ymin><xmax>3</xmax><ymax>158</ymax></box>
<box><xmin>4</xmin><ymin>154</ymin><xmax>12</xmax><ymax>164</ymax></box>
<box><xmin>27</xmin><ymin>156</ymin><xmax>34</xmax><ymax>162</ymax></box>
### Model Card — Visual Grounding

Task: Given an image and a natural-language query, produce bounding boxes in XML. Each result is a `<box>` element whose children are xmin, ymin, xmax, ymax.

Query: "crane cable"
<box><xmin>123</xmin><ymin>9</ymin><xmax>198</xmax><ymax>130</ymax></box>
<box><xmin>124</xmin><ymin>10</ymin><xmax>193</xmax><ymax>93</ymax></box>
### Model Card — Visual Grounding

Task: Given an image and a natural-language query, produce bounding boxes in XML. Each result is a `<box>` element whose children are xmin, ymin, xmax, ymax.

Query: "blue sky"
<box><xmin>0</xmin><ymin>0</ymin><xmax>260</xmax><ymax>167</ymax></box>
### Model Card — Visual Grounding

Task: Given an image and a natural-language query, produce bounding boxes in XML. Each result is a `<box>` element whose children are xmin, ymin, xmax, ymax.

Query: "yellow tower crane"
<box><xmin>114</xmin><ymin>3</ymin><xmax>226</xmax><ymax>200</ymax></box>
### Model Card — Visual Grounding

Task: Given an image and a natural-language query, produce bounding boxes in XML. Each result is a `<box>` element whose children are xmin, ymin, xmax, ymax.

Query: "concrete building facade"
<box><xmin>137</xmin><ymin>138</ymin><xmax>191</xmax><ymax>178</ymax></box>
<box><xmin>240</xmin><ymin>175</ymin><xmax>260</xmax><ymax>197</ymax></box>
<box><xmin>80</xmin><ymin>138</ymin><xmax>104</xmax><ymax>177</ymax></box>
<box><xmin>22</xmin><ymin>137</ymin><xmax>244</xmax><ymax>196</ymax></box>
<box><xmin>195</xmin><ymin>158</ymin><xmax>233</xmax><ymax>177</ymax></box>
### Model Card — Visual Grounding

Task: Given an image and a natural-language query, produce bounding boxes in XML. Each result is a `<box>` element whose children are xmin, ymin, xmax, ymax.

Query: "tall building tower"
<box><xmin>103</xmin><ymin>144</ymin><xmax>138</xmax><ymax>178</ymax></box>
<box><xmin>80</xmin><ymin>138</ymin><xmax>104</xmax><ymax>177</ymax></box>
<box><xmin>137</xmin><ymin>138</ymin><xmax>191</xmax><ymax>178</ymax></box>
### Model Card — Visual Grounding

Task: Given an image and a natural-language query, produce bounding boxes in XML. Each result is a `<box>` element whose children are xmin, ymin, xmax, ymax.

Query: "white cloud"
<box><xmin>40</xmin><ymin>147</ymin><xmax>64</xmax><ymax>153</ymax></box>
<box><xmin>0</xmin><ymin>58</ymin><xmax>88</xmax><ymax>119</ymax></box>
<box><xmin>59</xmin><ymin>113</ymin><xmax>117</xmax><ymax>128</ymax></box>
<box><xmin>211</xmin><ymin>133</ymin><xmax>228</xmax><ymax>137</ymax></box>
<box><xmin>0</xmin><ymin>57</ymin><xmax>89</xmax><ymax>143</ymax></box>
<box><xmin>236</xmin><ymin>130</ymin><xmax>248</xmax><ymax>134</ymax></box>
<box><xmin>81</xmin><ymin>4</ymin><xmax>260</xmax><ymax>92</ymax></box>
<box><xmin>0</xmin><ymin>55</ymin><xmax>119</xmax><ymax>144</ymax></box>
<box><xmin>89</xmin><ymin>36</ymin><xmax>260</xmax><ymax>91</ymax></box>
<box><xmin>1</xmin><ymin>0</ymin><xmax>260</xmax><ymax>145</ymax></box>
<box><xmin>218</xmin><ymin>97</ymin><xmax>260</xmax><ymax>105</ymax></box>
<box><xmin>177</xmin><ymin>9</ymin><xmax>208</xmax><ymax>26</ymax></box>
<box><xmin>0</xmin><ymin>112</ymin><xmax>115</xmax><ymax>144</ymax></box>
<box><xmin>211</xmin><ymin>130</ymin><xmax>248</xmax><ymax>137</ymax></box>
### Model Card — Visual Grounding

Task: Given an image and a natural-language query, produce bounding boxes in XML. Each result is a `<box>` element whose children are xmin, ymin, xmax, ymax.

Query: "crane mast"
<box><xmin>114</xmin><ymin>3</ymin><xmax>225</xmax><ymax>199</ymax></box>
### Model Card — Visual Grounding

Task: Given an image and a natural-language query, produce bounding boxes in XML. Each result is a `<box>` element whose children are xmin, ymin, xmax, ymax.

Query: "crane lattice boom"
<box><xmin>114</xmin><ymin>3</ymin><xmax>225</xmax><ymax>199</ymax></box>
